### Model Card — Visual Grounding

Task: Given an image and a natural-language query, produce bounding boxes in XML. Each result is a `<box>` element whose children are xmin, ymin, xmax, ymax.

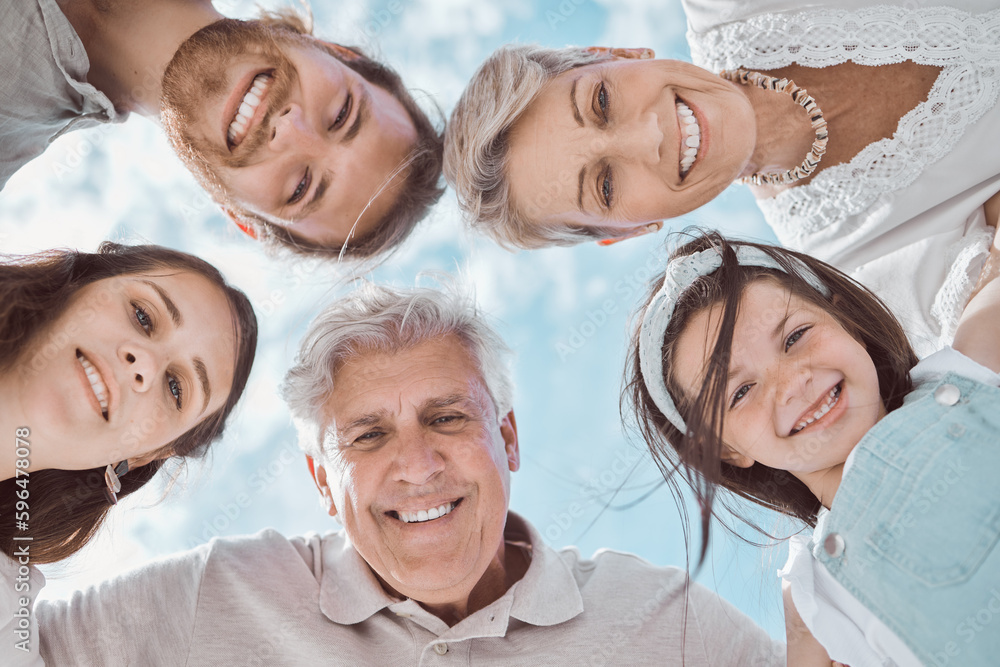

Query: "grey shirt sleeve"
<box><xmin>687</xmin><ymin>579</ymin><xmax>787</xmax><ymax>667</ymax></box>
<box><xmin>1</xmin><ymin>556</ymin><xmax>46</xmax><ymax>666</ymax></box>
<box><xmin>35</xmin><ymin>544</ymin><xmax>210</xmax><ymax>667</ymax></box>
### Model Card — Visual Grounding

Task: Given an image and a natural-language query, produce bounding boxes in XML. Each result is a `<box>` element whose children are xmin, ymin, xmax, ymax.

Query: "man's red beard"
<box><xmin>160</xmin><ymin>18</ymin><xmax>301</xmax><ymax>196</ymax></box>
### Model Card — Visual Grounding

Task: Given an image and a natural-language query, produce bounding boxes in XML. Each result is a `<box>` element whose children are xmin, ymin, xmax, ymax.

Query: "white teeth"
<box><xmin>76</xmin><ymin>351</ymin><xmax>109</xmax><ymax>418</ymax></box>
<box><xmin>227</xmin><ymin>73</ymin><xmax>272</xmax><ymax>146</ymax></box>
<box><xmin>676</xmin><ymin>100</ymin><xmax>701</xmax><ymax>177</ymax></box>
<box><xmin>792</xmin><ymin>385</ymin><xmax>842</xmax><ymax>434</ymax></box>
<box><xmin>397</xmin><ymin>502</ymin><xmax>455</xmax><ymax>524</ymax></box>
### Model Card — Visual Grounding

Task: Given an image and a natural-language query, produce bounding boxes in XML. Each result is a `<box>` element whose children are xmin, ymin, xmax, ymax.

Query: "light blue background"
<box><xmin>1</xmin><ymin>0</ymin><xmax>797</xmax><ymax>643</ymax></box>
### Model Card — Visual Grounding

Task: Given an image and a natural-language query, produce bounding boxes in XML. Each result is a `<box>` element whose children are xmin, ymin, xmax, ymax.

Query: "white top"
<box><xmin>1</xmin><ymin>551</ymin><xmax>46</xmax><ymax>667</ymax></box>
<box><xmin>779</xmin><ymin>347</ymin><xmax>1000</xmax><ymax>667</ymax></box>
<box><xmin>683</xmin><ymin>0</ymin><xmax>1000</xmax><ymax>358</ymax></box>
<box><xmin>34</xmin><ymin>512</ymin><xmax>785</xmax><ymax>666</ymax></box>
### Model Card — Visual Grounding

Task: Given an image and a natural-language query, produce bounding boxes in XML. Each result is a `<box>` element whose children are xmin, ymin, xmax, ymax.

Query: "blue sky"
<box><xmin>2</xmin><ymin>0</ymin><xmax>794</xmax><ymax>641</ymax></box>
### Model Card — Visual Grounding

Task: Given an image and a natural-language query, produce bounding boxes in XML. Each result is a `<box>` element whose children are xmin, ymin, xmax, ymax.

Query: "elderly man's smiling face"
<box><xmin>311</xmin><ymin>335</ymin><xmax>519</xmax><ymax>606</ymax></box>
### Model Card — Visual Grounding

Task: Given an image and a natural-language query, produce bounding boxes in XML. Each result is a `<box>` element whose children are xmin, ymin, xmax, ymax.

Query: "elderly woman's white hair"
<box><xmin>281</xmin><ymin>281</ymin><xmax>515</xmax><ymax>459</ymax></box>
<box><xmin>444</xmin><ymin>44</ymin><xmax>625</xmax><ymax>250</ymax></box>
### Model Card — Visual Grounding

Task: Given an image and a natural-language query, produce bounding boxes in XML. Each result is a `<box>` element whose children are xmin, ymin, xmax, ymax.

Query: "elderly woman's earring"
<box><xmin>104</xmin><ymin>460</ymin><xmax>129</xmax><ymax>505</ymax></box>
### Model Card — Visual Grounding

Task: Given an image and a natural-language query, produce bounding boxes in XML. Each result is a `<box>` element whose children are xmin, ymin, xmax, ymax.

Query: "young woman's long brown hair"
<box><xmin>624</xmin><ymin>231</ymin><xmax>917</xmax><ymax>566</ymax></box>
<box><xmin>0</xmin><ymin>243</ymin><xmax>257</xmax><ymax>563</ymax></box>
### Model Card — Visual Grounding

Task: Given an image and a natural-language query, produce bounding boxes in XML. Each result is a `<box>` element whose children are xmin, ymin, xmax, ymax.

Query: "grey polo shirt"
<box><xmin>36</xmin><ymin>512</ymin><xmax>784</xmax><ymax>666</ymax></box>
<box><xmin>0</xmin><ymin>0</ymin><xmax>124</xmax><ymax>190</ymax></box>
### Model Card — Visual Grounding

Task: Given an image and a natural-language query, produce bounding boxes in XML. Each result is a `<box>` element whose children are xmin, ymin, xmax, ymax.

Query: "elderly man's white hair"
<box><xmin>281</xmin><ymin>281</ymin><xmax>515</xmax><ymax>460</ymax></box>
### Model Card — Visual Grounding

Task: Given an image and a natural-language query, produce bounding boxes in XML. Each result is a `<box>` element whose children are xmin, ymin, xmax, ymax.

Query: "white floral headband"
<box><xmin>638</xmin><ymin>245</ymin><xmax>831</xmax><ymax>433</ymax></box>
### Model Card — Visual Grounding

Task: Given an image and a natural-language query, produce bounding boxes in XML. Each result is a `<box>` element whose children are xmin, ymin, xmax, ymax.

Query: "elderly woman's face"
<box><xmin>507</xmin><ymin>57</ymin><xmax>756</xmax><ymax>231</ymax></box>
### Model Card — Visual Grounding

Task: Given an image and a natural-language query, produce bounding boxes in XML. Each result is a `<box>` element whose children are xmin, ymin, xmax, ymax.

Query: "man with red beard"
<box><xmin>1</xmin><ymin>1</ymin><xmax>442</xmax><ymax>259</ymax></box>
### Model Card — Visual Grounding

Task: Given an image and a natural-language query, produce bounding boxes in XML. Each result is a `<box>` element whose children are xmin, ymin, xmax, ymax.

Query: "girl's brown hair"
<box><xmin>625</xmin><ymin>231</ymin><xmax>917</xmax><ymax>565</ymax></box>
<box><xmin>0</xmin><ymin>243</ymin><xmax>258</xmax><ymax>563</ymax></box>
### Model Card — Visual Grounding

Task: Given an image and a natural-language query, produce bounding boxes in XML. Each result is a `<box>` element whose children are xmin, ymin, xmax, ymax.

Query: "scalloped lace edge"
<box><xmin>689</xmin><ymin>5</ymin><xmax>1000</xmax><ymax>71</ymax></box>
<box><xmin>757</xmin><ymin>63</ymin><xmax>1000</xmax><ymax>239</ymax></box>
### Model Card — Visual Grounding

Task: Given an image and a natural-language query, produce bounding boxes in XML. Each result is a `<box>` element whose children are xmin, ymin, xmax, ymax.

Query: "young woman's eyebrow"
<box><xmin>141</xmin><ymin>280</ymin><xmax>182</xmax><ymax>326</ymax></box>
<box><xmin>194</xmin><ymin>358</ymin><xmax>212</xmax><ymax>413</ymax></box>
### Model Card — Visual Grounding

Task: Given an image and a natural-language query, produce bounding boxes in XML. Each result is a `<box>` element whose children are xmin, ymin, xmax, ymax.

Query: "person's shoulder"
<box><xmin>568</xmin><ymin>544</ymin><xmax>685</xmax><ymax>570</ymax></box>
<box><xmin>682</xmin><ymin>0</ymin><xmax>822</xmax><ymax>33</ymax></box>
<box><xmin>201</xmin><ymin>528</ymin><xmax>347</xmax><ymax>580</ymax></box>
<box><xmin>910</xmin><ymin>346</ymin><xmax>1000</xmax><ymax>389</ymax></box>
<box><xmin>558</xmin><ymin>545</ymin><xmax>689</xmax><ymax>595</ymax></box>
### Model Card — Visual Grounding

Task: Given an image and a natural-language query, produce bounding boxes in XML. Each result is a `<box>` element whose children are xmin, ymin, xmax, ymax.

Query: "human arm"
<box><xmin>954</xmin><ymin>191</ymin><xmax>1000</xmax><ymax>372</ymax></box>
<box><xmin>35</xmin><ymin>545</ymin><xmax>208</xmax><ymax>666</ymax></box>
<box><xmin>686</xmin><ymin>578</ymin><xmax>787</xmax><ymax>666</ymax></box>
<box><xmin>783</xmin><ymin>581</ymin><xmax>848</xmax><ymax>667</ymax></box>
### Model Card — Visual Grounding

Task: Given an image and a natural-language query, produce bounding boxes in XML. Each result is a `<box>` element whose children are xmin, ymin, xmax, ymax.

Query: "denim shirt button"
<box><xmin>934</xmin><ymin>383</ymin><xmax>961</xmax><ymax>406</ymax></box>
<box><xmin>824</xmin><ymin>533</ymin><xmax>845</xmax><ymax>557</ymax></box>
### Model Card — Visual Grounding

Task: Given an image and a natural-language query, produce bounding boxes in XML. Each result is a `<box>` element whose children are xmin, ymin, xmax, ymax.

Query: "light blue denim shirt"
<box><xmin>814</xmin><ymin>371</ymin><xmax>1000</xmax><ymax>667</ymax></box>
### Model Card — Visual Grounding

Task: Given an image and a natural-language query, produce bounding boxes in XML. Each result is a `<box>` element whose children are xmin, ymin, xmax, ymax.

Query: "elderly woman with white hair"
<box><xmin>444</xmin><ymin>0</ymin><xmax>1000</xmax><ymax>358</ymax></box>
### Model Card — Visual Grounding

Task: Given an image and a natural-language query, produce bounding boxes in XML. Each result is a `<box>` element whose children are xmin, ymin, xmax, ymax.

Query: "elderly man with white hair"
<box><xmin>34</xmin><ymin>283</ymin><xmax>784</xmax><ymax>666</ymax></box>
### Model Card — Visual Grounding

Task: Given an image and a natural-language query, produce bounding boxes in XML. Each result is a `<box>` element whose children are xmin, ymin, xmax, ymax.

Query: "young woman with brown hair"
<box><xmin>0</xmin><ymin>243</ymin><xmax>257</xmax><ymax>664</ymax></box>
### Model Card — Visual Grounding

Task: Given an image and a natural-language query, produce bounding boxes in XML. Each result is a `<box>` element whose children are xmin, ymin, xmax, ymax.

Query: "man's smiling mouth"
<box><xmin>389</xmin><ymin>500</ymin><xmax>459</xmax><ymax>524</ymax></box>
<box><xmin>227</xmin><ymin>72</ymin><xmax>273</xmax><ymax>148</ymax></box>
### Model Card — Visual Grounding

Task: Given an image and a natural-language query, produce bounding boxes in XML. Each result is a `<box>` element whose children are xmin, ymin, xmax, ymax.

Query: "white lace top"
<box><xmin>683</xmin><ymin>0</ymin><xmax>1000</xmax><ymax>357</ymax></box>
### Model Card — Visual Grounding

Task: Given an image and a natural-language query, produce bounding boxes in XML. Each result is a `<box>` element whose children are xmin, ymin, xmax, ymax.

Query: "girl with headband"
<box><xmin>625</xmin><ymin>230</ymin><xmax>1000</xmax><ymax>666</ymax></box>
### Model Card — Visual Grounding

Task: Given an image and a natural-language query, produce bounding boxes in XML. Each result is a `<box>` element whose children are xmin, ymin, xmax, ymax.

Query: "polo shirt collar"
<box><xmin>504</xmin><ymin>512</ymin><xmax>585</xmax><ymax>626</ymax></box>
<box><xmin>318</xmin><ymin>532</ymin><xmax>398</xmax><ymax>625</ymax></box>
<box><xmin>316</xmin><ymin>511</ymin><xmax>585</xmax><ymax>629</ymax></box>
